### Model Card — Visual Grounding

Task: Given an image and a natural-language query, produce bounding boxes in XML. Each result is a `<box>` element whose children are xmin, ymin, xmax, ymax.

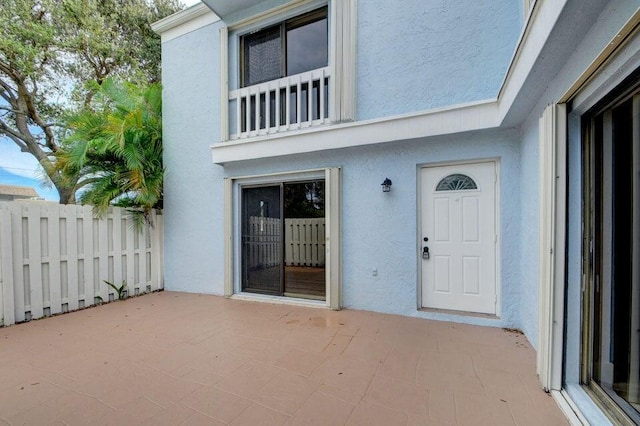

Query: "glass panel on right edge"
<box><xmin>286</xmin><ymin>13</ymin><xmax>328</xmax><ymax>76</ymax></box>
<box><xmin>283</xmin><ymin>180</ymin><xmax>326</xmax><ymax>300</ymax></box>
<box><xmin>588</xmin><ymin>93</ymin><xmax>640</xmax><ymax>424</ymax></box>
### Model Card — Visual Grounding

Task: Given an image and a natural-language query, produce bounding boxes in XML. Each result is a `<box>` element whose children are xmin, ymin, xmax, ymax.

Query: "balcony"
<box><xmin>229</xmin><ymin>67</ymin><xmax>331</xmax><ymax>140</ymax></box>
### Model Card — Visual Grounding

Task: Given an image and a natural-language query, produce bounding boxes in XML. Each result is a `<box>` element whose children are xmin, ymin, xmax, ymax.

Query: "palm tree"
<box><xmin>57</xmin><ymin>79</ymin><xmax>163</xmax><ymax>225</ymax></box>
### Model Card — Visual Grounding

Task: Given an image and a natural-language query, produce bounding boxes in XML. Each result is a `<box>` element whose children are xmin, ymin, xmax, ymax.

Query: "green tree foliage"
<box><xmin>0</xmin><ymin>0</ymin><xmax>182</xmax><ymax>203</ymax></box>
<box><xmin>284</xmin><ymin>181</ymin><xmax>325</xmax><ymax>218</ymax></box>
<box><xmin>57</xmin><ymin>79</ymin><xmax>163</xmax><ymax>225</ymax></box>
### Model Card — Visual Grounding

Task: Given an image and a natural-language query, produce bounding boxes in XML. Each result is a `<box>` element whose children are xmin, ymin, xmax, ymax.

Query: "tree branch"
<box><xmin>0</xmin><ymin>60</ymin><xmax>22</xmax><ymax>83</ymax></box>
<box><xmin>0</xmin><ymin>105</ymin><xmax>24</xmax><ymax>115</ymax></box>
<box><xmin>18</xmin><ymin>81</ymin><xmax>58</xmax><ymax>153</ymax></box>
<box><xmin>0</xmin><ymin>79</ymin><xmax>18</xmax><ymax>102</ymax></box>
<box><xmin>0</xmin><ymin>121</ymin><xmax>28</xmax><ymax>151</ymax></box>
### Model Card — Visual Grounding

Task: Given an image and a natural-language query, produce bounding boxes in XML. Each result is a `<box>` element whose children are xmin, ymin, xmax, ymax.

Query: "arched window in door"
<box><xmin>435</xmin><ymin>174</ymin><xmax>478</xmax><ymax>191</ymax></box>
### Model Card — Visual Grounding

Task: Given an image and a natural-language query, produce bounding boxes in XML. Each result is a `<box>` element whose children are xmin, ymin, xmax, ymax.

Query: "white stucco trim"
<box><xmin>211</xmin><ymin>99</ymin><xmax>499</xmax><ymax>164</ymax></box>
<box><xmin>496</xmin><ymin>0</ymin><xmax>567</xmax><ymax>122</ymax></box>
<box><xmin>223</xmin><ymin>177</ymin><xmax>233</xmax><ymax>297</ymax></box>
<box><xmin>329</xmin><ymin>0</ymin><xmax>357</xmax><ymax>122</ymax></box>
<box><xmin>537</xmin><ymin>104</ymin><xmax>567</xmax><ymax>392</ymax></box>
<box><xmin>220</xmin><ymin>26</ymin><xmax>229</xmax><ymax>142</ymax></box>
<box><xmin>325</xmin><ymin>167</ymin><xmax>342</xmax><ymax>310</ymax></box>
<box><xmin>151</xmin><ymin>3</ymin><xmax>220</xmax><ymax>42</ymax></box>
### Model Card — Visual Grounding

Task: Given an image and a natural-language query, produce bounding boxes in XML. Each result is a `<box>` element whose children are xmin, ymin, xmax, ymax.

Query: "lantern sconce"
<box><xmin>381</xmin><ymin>178</ymin><xmax>392</xmax><ymax>193</ymax></box>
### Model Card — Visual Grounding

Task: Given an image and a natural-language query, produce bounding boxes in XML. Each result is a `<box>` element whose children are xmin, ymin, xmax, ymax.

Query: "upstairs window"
<box><xmin>241</xmin><ymin>7</ymin><xmax>328</xmax><ymax>87</ymax></box>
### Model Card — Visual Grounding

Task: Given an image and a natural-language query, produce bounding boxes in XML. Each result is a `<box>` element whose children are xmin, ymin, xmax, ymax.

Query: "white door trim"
<box><xmin>417</xmin><ymin>158</ymin><xmax>501</xmax><ymax>317</ymax></box>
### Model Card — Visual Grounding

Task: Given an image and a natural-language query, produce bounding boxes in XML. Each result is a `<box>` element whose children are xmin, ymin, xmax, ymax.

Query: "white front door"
<box><xmin>420</xmin><ymin>161</ymin><xmax>498</xmax><ymax>314</ymax></box>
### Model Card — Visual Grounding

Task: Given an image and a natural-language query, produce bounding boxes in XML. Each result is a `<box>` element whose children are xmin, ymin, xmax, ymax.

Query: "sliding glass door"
<box><xmin>583</xmin><ymin>91</ymin><xmax>640</xmax><ymax>424</ymax></box>
<box><xmin>241</xmin><ymin>180</ymin><xmax>326</xmax><ymax>300</ymax></box>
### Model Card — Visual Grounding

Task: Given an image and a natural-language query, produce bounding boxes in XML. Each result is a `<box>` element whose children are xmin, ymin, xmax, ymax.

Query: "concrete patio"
<box><xmin>0</xmin><ymin>292</ymin><xmax>567</xmax><ymax>425</ymax></box>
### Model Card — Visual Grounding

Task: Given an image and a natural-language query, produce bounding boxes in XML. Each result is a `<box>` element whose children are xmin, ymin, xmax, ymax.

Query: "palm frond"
<box><xmin>57</xmin><ymin>77</ymin><xmax>163</xmax><ymax>226</ymax></box>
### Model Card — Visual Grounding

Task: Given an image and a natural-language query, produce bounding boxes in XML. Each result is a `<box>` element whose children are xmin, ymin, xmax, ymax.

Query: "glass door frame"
<box><xmin>225</xmin><ymin>167</ymin><xmax>342</xmax><ymax>310</ymax></box>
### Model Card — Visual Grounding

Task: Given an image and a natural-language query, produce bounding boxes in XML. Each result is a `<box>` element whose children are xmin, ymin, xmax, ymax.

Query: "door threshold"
<box><xmin>419</xmin><ymin>306</ymin><xmax>499</xmax><ymax>320</ymax></box>
<box><xmin>231</xmin><ymin>292</ymin><xmax>329</xmax><ymax>309</ymax></box>
<box><xmin>283</xmin><ymin>292</ymin><xmax>325</xmax><ymax>301</ymax></box>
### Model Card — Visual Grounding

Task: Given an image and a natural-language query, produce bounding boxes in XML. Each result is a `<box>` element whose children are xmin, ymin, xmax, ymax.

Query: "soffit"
<box><xmin>500</xmin><ymin>0</ymin><xmax>612</xmax><ymax>126</ymax></box>
<box><xmin>202</xmin><ymin>0</ymin><xmax>263</xmax><ymax>20</ymax></box>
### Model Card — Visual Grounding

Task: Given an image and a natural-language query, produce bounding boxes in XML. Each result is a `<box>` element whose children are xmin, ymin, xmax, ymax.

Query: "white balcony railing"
<box><xmin>229</xmin><ymin>67</ymin><xmax>330</xmax><ymax>140</ymax></box>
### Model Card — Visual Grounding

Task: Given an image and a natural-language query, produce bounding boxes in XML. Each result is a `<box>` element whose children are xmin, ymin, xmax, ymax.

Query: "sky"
<box><xmin>0</xmin><ymin>0</ymin><xmax>202</xmax><ymax>202</ymax></box>
<box><xmin>0</xmin><ymin>138</ymin><xmax>59</xmax><ymax>201</ymax></box>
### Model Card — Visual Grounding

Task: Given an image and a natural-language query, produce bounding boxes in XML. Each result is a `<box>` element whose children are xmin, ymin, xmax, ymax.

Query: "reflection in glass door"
<box><xmin>241</xmin><ymin>180</ymin><xmax>325</xmax><ymax>301</ymax></box>
<box><xmin>283</xmin><ymin>181</ymin><xmax>325</xmax><ymax>300</ymax></box>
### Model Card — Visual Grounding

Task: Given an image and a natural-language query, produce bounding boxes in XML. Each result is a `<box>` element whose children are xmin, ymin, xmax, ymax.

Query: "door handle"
<box><xmin>422</xmin><ymin>246</ymin><xmax>430</xmax><ymax>260</ymax></box>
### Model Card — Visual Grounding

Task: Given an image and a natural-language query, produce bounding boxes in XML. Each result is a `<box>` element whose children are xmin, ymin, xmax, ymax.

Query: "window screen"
<box><xmin>243</xmin><ymin>26</ymin><xmax>282</xmax><ymax>87</ymax></box>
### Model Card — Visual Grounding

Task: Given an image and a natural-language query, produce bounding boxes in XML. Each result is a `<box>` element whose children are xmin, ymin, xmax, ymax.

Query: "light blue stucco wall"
<box><xmin>517</xmin><ymin>115</ymin><xmax>539</xmax><ymax>348</ymax></box>
<box><xmin>162</xmin><ymin>21</ymin><xmax>226</xmax><ymax>294</ymax></box>
<box><xmin>357</xmin><ymin>0</ymin><xmax>521</xmax><ymax>120</ymax></box>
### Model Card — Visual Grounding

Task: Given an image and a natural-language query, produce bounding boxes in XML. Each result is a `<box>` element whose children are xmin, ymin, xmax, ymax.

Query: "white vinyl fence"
<box><xmin>245</xmin><ymin>217</ymin><xmax>325</xmax><ymax>269</ymax></box>
<box><xmin>245</xmin><ymin>216</ymin><xmax>281</xmax><ymax>269</ymax></box>
<box><xmin>0</xmin><ymin>201</ymin><xmax>163</xmax><ymax>327</ymax></box>
<box><xmin>284</xmin><ymin>218</ymin><xmax>325</xmax><ymax>267</ymax></box>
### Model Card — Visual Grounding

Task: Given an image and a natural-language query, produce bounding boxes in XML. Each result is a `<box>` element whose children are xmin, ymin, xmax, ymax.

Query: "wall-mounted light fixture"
<box><xmin>381</xmin><ymin>178</ymin><xmax>392</xmax><ymax>193</ymax></box>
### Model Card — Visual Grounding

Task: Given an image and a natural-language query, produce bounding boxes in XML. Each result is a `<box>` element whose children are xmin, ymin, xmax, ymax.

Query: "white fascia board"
<box><xmin>211</xmin><ymin>99</ymin><xmax>499</xmax><ymax>164</ymax></box>
<box><xmin>496</xmin><ymin>0</ymin><xmax>568</xmax><ymax>122</ymax></box>
<box><xmin>151</xmin><ymin>3</ymin><xmax>220</xmax><ymax>42</ymax></box>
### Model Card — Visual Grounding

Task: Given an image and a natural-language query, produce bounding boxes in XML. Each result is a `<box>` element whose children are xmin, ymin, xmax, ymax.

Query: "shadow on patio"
<box><xmin>0</xmin><ymin>292</ymin><xmax>567</xmax><ymax>425</ymax></box>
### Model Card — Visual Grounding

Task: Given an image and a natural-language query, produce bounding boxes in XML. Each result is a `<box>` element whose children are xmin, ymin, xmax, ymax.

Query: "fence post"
<box><xmin>0</xmin><ymin>206</ymin><xmax>15</xmax><ymax>326</ymax></box>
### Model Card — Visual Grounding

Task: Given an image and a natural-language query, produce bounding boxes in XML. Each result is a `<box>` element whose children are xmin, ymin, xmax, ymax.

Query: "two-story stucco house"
<box><xmin>153</xmin><ymin>0</ymin><xmax>640</xmax><ymax>423</ymax></box>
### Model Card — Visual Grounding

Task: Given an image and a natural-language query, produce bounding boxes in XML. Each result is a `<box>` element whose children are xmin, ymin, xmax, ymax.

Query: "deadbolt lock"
<box><xmin>422</xmin><ymin>246</ymin><xmax>430</xmax><ymax>260</ymax></box>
